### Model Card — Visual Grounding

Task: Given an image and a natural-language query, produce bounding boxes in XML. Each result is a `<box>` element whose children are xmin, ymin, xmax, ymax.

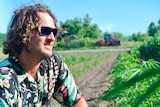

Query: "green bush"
<box><xmin>55</xmin><ymin>37</ymin><xmax>97</xmax><ymax>49</ymax></box>
<box><xmin>137</xmin><ymin>37</ymin><xmax>160</xmax><ymax>61</ymax></box>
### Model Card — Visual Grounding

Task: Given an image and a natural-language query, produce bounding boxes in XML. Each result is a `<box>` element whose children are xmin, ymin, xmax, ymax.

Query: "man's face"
<box><xmin>26</xmin><ymin>12</ymin><xmax>56</xmax><ymax>59</ymax></box>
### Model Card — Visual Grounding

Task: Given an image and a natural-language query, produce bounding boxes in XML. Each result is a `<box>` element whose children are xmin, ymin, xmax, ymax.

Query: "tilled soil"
<box><xmin>51</xmin><ymin>49</ymin><xmax>130</xmax><ymax>107</ymax></box>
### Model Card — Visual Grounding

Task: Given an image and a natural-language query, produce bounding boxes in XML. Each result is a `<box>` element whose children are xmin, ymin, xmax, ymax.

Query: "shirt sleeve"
<box><xmin>0</xmin><ymin>67</ymin><xmax>19</xmax><ymax>107</ymax></box>
<box><xmin>53</xmin><ymin>55</ymin><xmax>82</xmax><ymax>106</ymax></box>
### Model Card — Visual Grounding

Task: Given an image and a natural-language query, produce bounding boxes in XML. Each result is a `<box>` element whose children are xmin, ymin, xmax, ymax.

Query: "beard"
<box><xmin>25</xmin><ymin>44</ymin><xmax>53</xmax><ymax>61</ymax></box>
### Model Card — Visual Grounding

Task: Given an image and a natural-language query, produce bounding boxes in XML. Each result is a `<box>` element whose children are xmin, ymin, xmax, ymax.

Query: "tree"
<box><xmin>112</xmin><ymin>32</ymin><xmax>124</xmax><ymax>40</ymax></box>
<box><xmin>82</xmin><ymin>14</ymin><xmax>102</xmax><ymax>39</ymax></box>
<box><xmin>147</xmin><ymin>22</ymin><xmax>157</xmax><ymax>36</ymax></box>
<box><xmin>0</xmin><ymin>33</ymin><xmax>6</xmax><ymax>47</ymax></box>
<box><xmin>60</xmin><ymin>18</ymin><xmax>82</xmax><ymax>36</ymax></box>
<box><xmin>83</xmin><ymin>14</ymin><xmax>92</xmax><ymax>27</ymax></box>
<box><xmin>60</xmin><ymin>14</ymin><xmax>102</xmax><ymax>39</ymax></box>
<box><xmin>128</xmin><ymin>32</ymin><xmax>150</xmax><ymax>42</ymax></box>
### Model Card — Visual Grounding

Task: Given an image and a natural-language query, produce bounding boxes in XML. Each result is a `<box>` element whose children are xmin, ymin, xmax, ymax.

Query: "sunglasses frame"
<box><xmin>38</xmin><ymin>26</ymin><xmax>58</xmax><ymax>37</ymax></box>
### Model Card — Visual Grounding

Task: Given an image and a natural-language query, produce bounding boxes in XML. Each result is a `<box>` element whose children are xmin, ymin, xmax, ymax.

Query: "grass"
<box><xmin>119</xmin><ymin>41</ymin><xmax>141</xmax><ymax>48</ymax></box>
<box><xmin>54</xmin><ymin>41</ymin><xmax>141</xmax><ymax>51</ymax></box>
<box><xmin>60</xmin><ymin>51</ymin><xmax>114</xmax><ymax>78</ymax></box>
<box><xmin>73</xmin><ymin>52</ymin><xmax>113</xmax><ymax>78</ymax></box>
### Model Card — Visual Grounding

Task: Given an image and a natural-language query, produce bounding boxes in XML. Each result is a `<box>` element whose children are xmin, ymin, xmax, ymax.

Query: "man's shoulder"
<box><xmin>0</xmin><ymin>58</ymin><xmax>11</xmax><ymax>67</ymax></box>
<box><xmin>0</xmin><ymin>58</ymin><xmax>12</xmax><ymax>74</ymax></box>
<box><xmin>52</xmin><ymin>52</ymin><xmax>62</xmax><ymax>62</ymax></box>
<box><xmin>0</xmin><ymin>59</ymin><xmax>17</xmax><ymax>88</ymax></box>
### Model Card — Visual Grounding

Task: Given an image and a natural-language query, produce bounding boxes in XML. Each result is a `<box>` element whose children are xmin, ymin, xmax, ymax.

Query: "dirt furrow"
<box><xmin>75</xmin><ymin>51</ymin><xmax>119</xmax><ymax>107</ymax></box>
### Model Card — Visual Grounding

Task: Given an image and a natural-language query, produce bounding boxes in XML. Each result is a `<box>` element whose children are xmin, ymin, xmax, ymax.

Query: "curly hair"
<box><xmin>3</xmin><ymin>4</ymin><xmax>58</xmax><ymax>55</ymax></box>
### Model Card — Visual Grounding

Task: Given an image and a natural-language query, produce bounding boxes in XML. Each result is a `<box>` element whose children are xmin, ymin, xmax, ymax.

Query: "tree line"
<box><xmin>0</xmin><ymin>14</ymin><xmax>160</xmax><ymax>48</ymax></box>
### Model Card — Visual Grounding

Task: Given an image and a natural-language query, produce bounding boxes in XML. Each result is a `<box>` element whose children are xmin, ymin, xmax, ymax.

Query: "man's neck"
<box><xmin>17</xmin><ymin>51</ymin><xmax>41</xmax><ymax>80</ymax></box>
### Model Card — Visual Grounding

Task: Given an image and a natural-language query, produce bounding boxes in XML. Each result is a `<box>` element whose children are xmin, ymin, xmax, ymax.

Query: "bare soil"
<box><xmin>51</xmin><ymin>48</ymin><xmax>130</xmax><ymax>107</ymax></box>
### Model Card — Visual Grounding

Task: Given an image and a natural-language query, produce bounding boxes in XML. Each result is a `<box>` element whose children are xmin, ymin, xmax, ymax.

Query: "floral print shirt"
<box><xmin>0</xmin><ymin>53</ymin><xmax>82</xmax><ymax>107</ymax></box>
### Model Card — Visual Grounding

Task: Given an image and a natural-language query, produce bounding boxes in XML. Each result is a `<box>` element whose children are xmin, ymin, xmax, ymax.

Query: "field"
<box><xmin>0</xmin><ymin>48</ymin><xmax>130</xmax><ymax>107</ymax></box>
<box><xmin>51</xmin><ymin>48</ymin><xmax>130</xmax><ymax>107</ymax></box>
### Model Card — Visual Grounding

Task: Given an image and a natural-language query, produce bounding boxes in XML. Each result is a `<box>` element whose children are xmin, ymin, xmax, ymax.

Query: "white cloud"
<box><xmin>99</xmin><ymin>24</ymin><xmax>116</xmax><ymax>33</ymax></box>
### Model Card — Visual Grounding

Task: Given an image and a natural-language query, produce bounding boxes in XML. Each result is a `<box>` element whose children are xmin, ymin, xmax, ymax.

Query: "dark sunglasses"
<box><xmin>39</xmin><ymin>26</ymin><xmax>58</xmax><ymax>37</ymax></box>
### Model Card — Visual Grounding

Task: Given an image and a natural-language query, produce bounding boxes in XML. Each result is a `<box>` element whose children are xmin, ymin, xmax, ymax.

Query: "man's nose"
<box><xmin>47</xmin><ymin>32</ymin><xmax>56</xmax><ymax>40</ymax></box>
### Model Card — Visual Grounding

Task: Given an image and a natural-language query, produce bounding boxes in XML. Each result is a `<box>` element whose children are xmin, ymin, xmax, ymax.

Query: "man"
<box><xmin>0</xmin><ymin>4</ymin><xmax>88</xmax><ymax>107</ymax></box>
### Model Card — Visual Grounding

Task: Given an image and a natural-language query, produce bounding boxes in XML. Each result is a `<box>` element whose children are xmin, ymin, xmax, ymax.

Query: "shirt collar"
<box><xmin>8</xmin><ymin>55</ymin><xmax>48</xmax><ymax>84</ymax></box>
<box><xmin>9</xmin><ymin>55</ymin><xmax>25</xmax><ymax>75</ymax></box>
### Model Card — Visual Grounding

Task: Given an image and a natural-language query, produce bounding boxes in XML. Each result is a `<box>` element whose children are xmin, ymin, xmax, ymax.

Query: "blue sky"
<box><xmin>0</xmin><ymin>0</ymin><xmax>160</xmax><ymax>36</ymax></box>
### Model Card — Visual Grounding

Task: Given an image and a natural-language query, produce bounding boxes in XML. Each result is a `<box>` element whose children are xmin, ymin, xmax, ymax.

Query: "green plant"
<box><xmin>138</xmin><ymin>36</ymin><xmax>160</xmax><ymax>61</ymax></box>
<box><xmin>100</xmin><ymin>42</ymin><xmax>160</xmax><ymax>106</ymax></box>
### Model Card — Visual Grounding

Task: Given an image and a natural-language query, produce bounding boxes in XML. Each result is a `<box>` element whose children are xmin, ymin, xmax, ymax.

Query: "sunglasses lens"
<box><xmin>41</xmin><ymin>27</ymin><xmax>51</xmax><ymax>35</ymax></box>
<box><xmin>52</xmin><ymin>29</ymin><xmax>57</xmax><ymax>36</ymax></box>
<box><xmin>40</xmin><ymin>27</ymin><xmax>57</xmax><ymax>36</ymax></box>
